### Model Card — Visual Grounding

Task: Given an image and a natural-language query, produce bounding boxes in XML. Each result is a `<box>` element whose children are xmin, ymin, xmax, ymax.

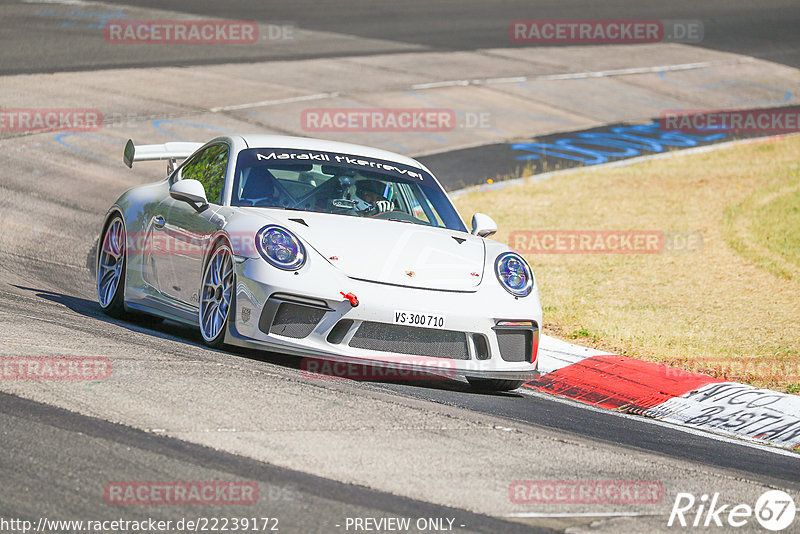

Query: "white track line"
<box><xmin>211</xmin><ymin>58</ymin><xmax>750</xmax><ymax>112</ymax></box>
<box><xmin>209</xmin><ymin>92</ymin><xmax>340</xmax><ymax>112</ymax></box>
<box><xmin>410</xmin><ymin>80</ymin><xmax>472</xmax><ymax>90</ymax></box>
<box><xmin>530</xmin><ymin>59</ymin><xmax>753</xmax><ymax>81</ymax></box>
<box><xmin>410</xmin><ymin>58</ymin><xmax>753</xmax><ymax>89</ymax></box>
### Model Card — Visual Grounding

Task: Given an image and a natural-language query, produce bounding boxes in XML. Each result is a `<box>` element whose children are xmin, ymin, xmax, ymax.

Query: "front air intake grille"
<box><xmin>496</xmin><ymin>330</ymin><xmax>533</xmax><ymax>362</ymax></box>
<box><xmin>268</xmin><ymin>302</ymin><xmax>325</xmax><ymax>339</ymax></box>
<box><xmin>326</xmin><ymin>319</ymin><xmax>354</xmax><ymax>345</ymax></box>
<box><xmin>349</xmin><ymin>322</ymin><xmax>470</xmax><ymax>360</ymax></box>
<box><xmin>472</xmin><ymin>334</ymin><xmax>490</xmax><ymax>360</ymax></box>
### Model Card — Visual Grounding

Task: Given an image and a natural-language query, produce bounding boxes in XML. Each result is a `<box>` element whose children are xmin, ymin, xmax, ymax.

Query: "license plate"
<box><xmin>394</xmin><ymin>310</ymin><xmax>446</xmax><ymax>329</ymax></box>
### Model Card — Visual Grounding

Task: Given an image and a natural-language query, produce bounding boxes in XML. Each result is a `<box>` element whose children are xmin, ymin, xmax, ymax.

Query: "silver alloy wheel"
<box><xmin>200</xmin><ymin>245</ymin><xmax>233</xmax><ymax>342</ymax></box>
<box><xmin>97</xmin><ymin>217</ymin><xmax>125</xmax><ymax>308</ymax></box>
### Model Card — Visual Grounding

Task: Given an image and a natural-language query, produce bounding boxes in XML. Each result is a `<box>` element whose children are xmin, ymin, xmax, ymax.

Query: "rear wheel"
<box><xmin>97</xmin><ymin>216</ymin><xmax>127</xmax><ymax>318</ymax></box>
<box><xmin>199</xmin><ymin>243</ymin><xmax>234</xmax><ymax>348</ymax></box>
<box><xmin>466</xmin><ymin>377</ymin><xmax>524</xmax><ymax>392</ymax></box>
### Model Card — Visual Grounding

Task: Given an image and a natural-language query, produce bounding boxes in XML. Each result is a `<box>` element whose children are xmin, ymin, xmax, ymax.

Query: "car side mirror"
<box><xmin>471</xmin><ymin>213</ymin><xmax>497</xmax><ymax>238</ymax></box>
<box><xmin>170</xmin><ymin>179</ymin><xmax>209</xmax><ymax>212</ymax></box>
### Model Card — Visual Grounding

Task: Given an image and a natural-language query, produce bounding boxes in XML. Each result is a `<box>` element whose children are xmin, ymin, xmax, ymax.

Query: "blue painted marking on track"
<box><xmin>511</xmin><ymin>122</ymin><xmax>727</xmax><ymax>164</ymax></box>
<box><xmin>55</xmin><ymin>133</ymin><xmax>122</xmax><ymax>159</ymax></box>
<box><xmin>36</xmin><ymin>8</ymin><xmax>126</xmax><ymax>29</ymax></box>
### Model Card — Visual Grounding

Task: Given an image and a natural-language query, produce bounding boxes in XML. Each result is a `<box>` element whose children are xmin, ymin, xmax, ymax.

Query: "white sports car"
<box><xmin>97</xmin><ymin>135</ymin><xmax>541</xmax><ymax>391</ymax></box>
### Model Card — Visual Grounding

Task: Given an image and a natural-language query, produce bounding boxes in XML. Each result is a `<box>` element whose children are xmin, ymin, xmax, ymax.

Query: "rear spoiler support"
<box><xmin>123</xmin><ymin>139</ymin><xmax>203</xmax><ymax>174</ymax></box>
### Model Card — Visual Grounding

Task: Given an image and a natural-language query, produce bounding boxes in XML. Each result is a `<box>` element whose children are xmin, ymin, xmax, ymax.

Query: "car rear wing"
<box><xmin>123</xmin><ymin>139</ymin><xmax>203</xmax><ymax>172</ymax></box>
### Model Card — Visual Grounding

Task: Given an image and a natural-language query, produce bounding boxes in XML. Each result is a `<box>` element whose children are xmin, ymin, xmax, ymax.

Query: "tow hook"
<box><xmin>340</xmin><ymin>292</ymin><xmax>359</xmax><ymax>307</ymax></box>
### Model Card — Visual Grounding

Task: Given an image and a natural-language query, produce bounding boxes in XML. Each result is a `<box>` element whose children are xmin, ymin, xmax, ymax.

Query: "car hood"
<box><xmin>244</xmin><ymin>209</ymin><xmax>485</xmax><ymax>291</ymax></box>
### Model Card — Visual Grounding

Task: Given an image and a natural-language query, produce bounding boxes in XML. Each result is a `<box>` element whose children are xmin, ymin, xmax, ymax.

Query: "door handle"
<box><xmin>153</xmin><ymin>215</ymin><xmax>166</xmax><ymax>229</ymax></box>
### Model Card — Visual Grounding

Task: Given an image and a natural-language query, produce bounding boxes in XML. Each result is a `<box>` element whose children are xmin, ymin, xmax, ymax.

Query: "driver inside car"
<box><xmin>239</xmin><ymin>167</ymin><xmax>277</xmax><ymax>206</ymax></box>
<box><xmin>355</xmin><ymin>179</ymin><xmax>393</xmax><ymax>214</ymax></box>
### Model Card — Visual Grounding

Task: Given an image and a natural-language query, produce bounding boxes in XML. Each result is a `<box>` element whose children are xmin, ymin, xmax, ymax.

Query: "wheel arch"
<box><xmin>202</xmin><ymin>231</ymin><xmax>234</xmax><ymax>274</ymax></box>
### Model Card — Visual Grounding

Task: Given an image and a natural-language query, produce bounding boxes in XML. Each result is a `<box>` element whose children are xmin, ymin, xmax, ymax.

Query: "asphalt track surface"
<box><xmin>2</xmin><ymin>1</ymin><xmax>800</xmax><ymax>533</ymax></box>
<box><xmin>2</xmin><ymin>0</ymin><xmax>799</xmax><ymax>73</ymax></box>
<box><xmin>2</xmin><ymin>271</ymin><xmax>799</xmax><ymax>532</ymax></box>
<box><xmin>1</xmin><ymin>392</ymin><xmax>543</xmax><ymax>534</ymax></box>
<box><xmin>372</xmin><ymin>382</ymin><xmax>800</xmax><ymax>487</ymax></box>
<box><xmin>8</xmin><ymin>278</ymin><xmax>800</xmax><ymax>488</ymax></box>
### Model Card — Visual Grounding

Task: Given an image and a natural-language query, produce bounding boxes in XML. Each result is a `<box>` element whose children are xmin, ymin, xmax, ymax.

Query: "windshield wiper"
<box><xmin>261</xmin><ymin>205</ymin><xmax>310</xmax><ymax>212</ymax></box>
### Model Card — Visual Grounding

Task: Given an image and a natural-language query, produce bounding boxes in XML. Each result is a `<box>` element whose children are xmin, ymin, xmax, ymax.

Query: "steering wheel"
<box><xmin>324</xmin><ymin>198</ymin><xmax>361</xmax><ymax>214</ymax></box>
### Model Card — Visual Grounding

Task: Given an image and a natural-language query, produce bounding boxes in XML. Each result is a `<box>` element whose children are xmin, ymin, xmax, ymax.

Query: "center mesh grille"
<box><xmin>269</xmin><ymin>302</ymin><xmax>325</xmax><ymax>339</ymax></box>
<box><xmin>349</xmin><ymin>322</ymin><xmax>469</xmax><ymax>359</ymax></box>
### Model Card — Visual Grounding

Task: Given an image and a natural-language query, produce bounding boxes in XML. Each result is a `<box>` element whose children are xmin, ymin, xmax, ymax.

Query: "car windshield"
<box><xmin>232</xmin><ymin>148</ymin><xmax>467</xmax><ymax>232</ymax></box>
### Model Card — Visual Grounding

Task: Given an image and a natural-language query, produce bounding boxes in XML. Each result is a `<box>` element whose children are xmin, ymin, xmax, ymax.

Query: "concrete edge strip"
<box><xmin>517</xmin><ymin>386</ymin><xmax>800</xmax><ymax>459</ymax></box>
<box><xmin>412</xmin><ymin>57</ymin><xmax>754</xmax><ymax>89</ymax></box>
<box><xmin>209</xmin><ymin>57</ymin><xmax>752</xmax><ymax>113</ymax></box>
<box><xmin>531</xmin><ymin>340</ymin><xmax>800</xmax><ymax>451</ymax></box>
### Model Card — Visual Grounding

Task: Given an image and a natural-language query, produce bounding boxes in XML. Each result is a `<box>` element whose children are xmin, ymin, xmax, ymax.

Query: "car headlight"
<box><xmin>255</xmin><ymin>225</ymin><xmax>306</xmax><ymax>270</ymax></box>
<box><xmin>495</xmin><ymin>252</ymin><xmax>533</xmax><ymax>297</ymax></box>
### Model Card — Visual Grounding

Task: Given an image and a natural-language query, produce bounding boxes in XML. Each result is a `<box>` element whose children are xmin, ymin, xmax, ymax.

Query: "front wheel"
<box><xmin>199</xmin><ymin>243</ymin><xmax>234</xmax><ymax>348</ymax></box>
<box><xmin>466</xmin><ymin>377</ymin><xmax>524</xmax><ymax>392</ymax></box>
<box><xmin>97</xmin><ymin>216</ymin><xmax>127</xmax><ymax>318</ymax></box>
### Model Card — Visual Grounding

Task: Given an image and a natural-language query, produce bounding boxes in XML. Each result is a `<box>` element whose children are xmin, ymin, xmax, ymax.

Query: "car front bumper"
<box><xmin>226</xmin><ymin>256</ymin><xmax>542</xmax><ymax>380</ymax></box>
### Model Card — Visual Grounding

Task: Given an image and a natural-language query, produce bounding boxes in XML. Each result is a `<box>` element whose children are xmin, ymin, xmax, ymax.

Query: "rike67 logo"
<box><xmin>668</xmin><ymin>490</ymin><xmax>796</xmax><ymax>531</ymax></box>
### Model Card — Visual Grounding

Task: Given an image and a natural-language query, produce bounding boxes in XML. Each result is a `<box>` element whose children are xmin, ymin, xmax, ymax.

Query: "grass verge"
<box><xmin>455</xmin><ymin>135</ymin><xmax>800</xmax><ymax>393</ymax></box>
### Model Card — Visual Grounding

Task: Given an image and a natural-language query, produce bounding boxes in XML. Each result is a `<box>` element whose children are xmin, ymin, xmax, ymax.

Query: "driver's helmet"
<box><xmin>355</xmin><ymin>179</ymin><xmax>386</xmax><ymax>202</ymax></box>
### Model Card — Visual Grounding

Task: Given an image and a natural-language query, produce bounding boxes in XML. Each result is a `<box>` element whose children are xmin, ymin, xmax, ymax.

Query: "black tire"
<box><xmin>466</xmin><ymin>377</ymin><xmax>524</xmax><ymax>392</ymax></box>
<box><xmin>97</xmin><ymin>215</ymin><xmax>127</xmax><ymax>318</ymax></box>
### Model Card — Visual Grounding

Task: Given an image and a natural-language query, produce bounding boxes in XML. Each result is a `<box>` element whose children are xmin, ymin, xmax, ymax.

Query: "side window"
<box><xmin>178</xmin><ymin>144</ymin><xmax>229</xmax><ymax>204</ymax></box>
